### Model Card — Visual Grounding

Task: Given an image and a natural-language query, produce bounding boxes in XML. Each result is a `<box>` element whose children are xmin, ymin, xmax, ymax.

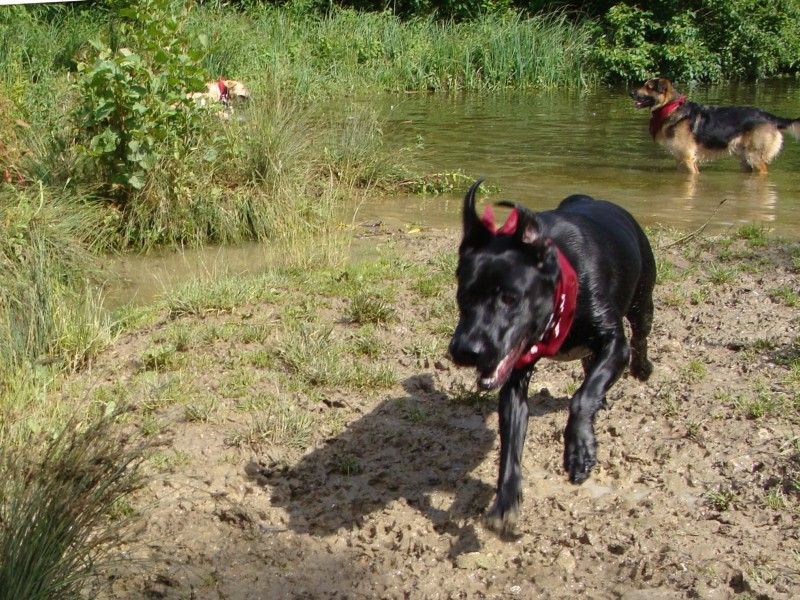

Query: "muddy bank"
<box><xmin>79</xmin><ymin>226</ymin><xmax>798</xmax><ymax>599</ymax></box>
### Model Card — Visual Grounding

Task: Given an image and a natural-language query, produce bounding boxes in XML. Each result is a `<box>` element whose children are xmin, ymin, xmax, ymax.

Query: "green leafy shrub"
<box><xmin>659</xmin><ymin>10</ymin><xmax>720</xmax><ymax>82</ymax></box>
<box><xmin>591</xmin><ymin>0</ymin><xmax>800</xmax><ymax>82</ymax></box>
<box><xmin>73</xmin><ymin>0</ymin><xmax>209</xmax><ymax>197</ymax></box>
<box><xmin>698</xmin><ymin>0</ymin><xmax>800</xmax><ymax>79</ymax></box>
<box><xmin>590</xmin><ymin>4</ymin><xmax>657</xmax><ymax>82</ymax></box>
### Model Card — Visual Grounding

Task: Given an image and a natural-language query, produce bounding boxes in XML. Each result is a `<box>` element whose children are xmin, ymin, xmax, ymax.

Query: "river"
<box><xmin>108</xmin><ymin>81</ymin><xmax>800</xmax><ymax>307</ymax></box>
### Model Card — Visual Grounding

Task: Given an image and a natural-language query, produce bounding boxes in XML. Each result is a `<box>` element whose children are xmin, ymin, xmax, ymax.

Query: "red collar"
<box><xmin>217</xmin><ymin>78</ymin><xmax>229</xmax><ymax>103</ymax></box>
<box><xmin>479</xmin><ymin>205</ymin><xmax>579</xmax><ymax>368</ymax></box>
<box><xmin>650</xmin><ymin>95</ymin><xmax>687</xmax><ymax>138</ymax></box>
<box><xmin>514</xmin><ymin>247</ymin><xmax>577</xmax><ymax>367</ymax></box>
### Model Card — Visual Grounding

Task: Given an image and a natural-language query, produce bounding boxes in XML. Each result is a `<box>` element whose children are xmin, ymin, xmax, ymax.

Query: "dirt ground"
<box><xmin>80</xmin><ymin>226</ymin><xmax>798</xmax><ymax>600</ymax></box>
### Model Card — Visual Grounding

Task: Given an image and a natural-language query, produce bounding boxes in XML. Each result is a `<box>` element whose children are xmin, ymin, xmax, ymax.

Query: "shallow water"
<box><xmin>361</xmin><ymin>80</ymin><xmax>800</xmax><ymax>235</ymax></box>
<box><xmin>108</xmin><ymin>82</ymin><xmax>800</xmax><ymax>307</ymax></box>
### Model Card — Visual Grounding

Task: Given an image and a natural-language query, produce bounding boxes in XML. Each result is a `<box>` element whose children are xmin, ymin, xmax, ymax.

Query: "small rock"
<box><xmin>554</xmin><ymin>549</ymin><xmax>576</xmax><ymax>574</ymax></box>
<box><xmin>454</xmin><ymin>552</ymin><xmax>500</xmax><ymax>570</ymax></box>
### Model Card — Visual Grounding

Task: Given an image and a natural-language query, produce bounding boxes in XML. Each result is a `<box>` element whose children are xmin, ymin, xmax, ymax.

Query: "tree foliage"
<box><xmin>590</xmin><ymin>0</ymin><xmax>800</xmax><ymax>82</ymax></box>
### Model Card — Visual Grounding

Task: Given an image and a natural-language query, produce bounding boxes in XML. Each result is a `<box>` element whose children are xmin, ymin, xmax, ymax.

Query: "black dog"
<box><xmin>449</xmin><ymin>180</ymin><xmax>656</xmax><ymax>531</ymax></box>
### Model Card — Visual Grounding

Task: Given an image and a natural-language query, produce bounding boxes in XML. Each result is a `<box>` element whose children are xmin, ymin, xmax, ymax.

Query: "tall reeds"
<box><xmin>0</xmin><ymin>186</ymin><xmax>111</xmax><ymax>373</ymax></box>
<box><xmin>190</xmin><ymin>7</ymin><xmax>596</xmax><ymax>95</ymax></box>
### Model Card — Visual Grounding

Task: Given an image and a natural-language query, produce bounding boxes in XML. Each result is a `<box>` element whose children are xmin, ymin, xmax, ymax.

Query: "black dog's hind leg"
<box><xmin>627</xmin><ymin>274</ymin><xmax>655</xmax><ymax>382</ymax></box>
<box><xmin>485</xmin><ymin>367</ymin><xmax>532</xmax><ymax>532</ymax></box>
<box><xmin>627</xmin><ymin>294</ymin><xmax>654</xmax><ymax>381</ymax></box>
<box><xmin>564</xmin><ymin>324</ymin><xmax>630</xmax><ymax>483</ymax></box>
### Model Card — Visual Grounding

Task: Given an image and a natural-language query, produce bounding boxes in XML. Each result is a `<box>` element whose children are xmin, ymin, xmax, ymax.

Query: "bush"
<box><xmin>73</xmin><ymin>0</ymin><xmax>210</xmax><ymax>197</ymax></box>
<box><xmin>591</xmin><ymin>0</ymin><xmax>800</xmax><ymax>82</ymax></box>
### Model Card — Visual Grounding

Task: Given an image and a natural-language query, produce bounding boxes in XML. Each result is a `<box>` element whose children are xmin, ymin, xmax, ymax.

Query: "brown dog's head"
<box><xmin>629</xmin><ymin>77</ymin><xmax>677</xmax><ymax>111</ymax></box>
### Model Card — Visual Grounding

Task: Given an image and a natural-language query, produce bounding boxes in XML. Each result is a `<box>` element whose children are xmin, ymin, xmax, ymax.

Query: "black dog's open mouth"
<box><xmin>633</xmin><ymin>96</ymin><xmax>655</xmax><ymax>109</ymax></box>
<box><xmin>476</xmin><ymin>337</ymin><xmax>531</xmax><ymax>390</ymax></box>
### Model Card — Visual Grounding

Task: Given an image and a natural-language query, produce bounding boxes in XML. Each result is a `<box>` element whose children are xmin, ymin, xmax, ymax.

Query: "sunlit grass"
<box><xmin>190</xmin><ymin>7</ymin><xmax>596</xmax><ymax>95</ymax></box>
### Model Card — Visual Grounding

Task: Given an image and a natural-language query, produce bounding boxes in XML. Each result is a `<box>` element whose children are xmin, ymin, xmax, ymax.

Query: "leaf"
<box><xmin>89</xmin><ymin>129</ymin><xmax>119</xmax><ymax>155</ymax></box>
<box><xmin>92</xmin><ymin>100</ymin><xmax>116</xmax><ymax>122</ymax></box>
<box><xmin>203</xmin><ymin>147</ymin><xmax>218</xmax><ymax>163</ymax></box>
<box><xmin>127</xmin><ymin>172</ymin><xmax>146</xmax><ymax>190</ymax></box>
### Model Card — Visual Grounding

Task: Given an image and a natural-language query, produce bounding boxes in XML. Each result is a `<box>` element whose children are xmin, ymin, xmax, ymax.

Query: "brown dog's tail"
<box><xmin>787</xmin><ymin>120</ymin><xmax>800</xmax><ymax>140</ymax></box>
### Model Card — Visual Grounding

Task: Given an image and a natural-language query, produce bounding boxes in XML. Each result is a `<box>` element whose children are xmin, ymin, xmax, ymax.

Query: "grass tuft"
<box><xmin>0</xmin><ymin>411</ymin><xmax>144</xmax><ymax>600</ymax></box>
<box><xmin>347</xmin><ymin>290</ymin><xmax>397</xmax><ymax>325</ymax></box>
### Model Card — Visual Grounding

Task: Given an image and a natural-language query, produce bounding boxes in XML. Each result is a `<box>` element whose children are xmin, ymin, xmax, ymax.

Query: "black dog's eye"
<box><xmin>499</xmin><ymin>291</ymin><xmax>518</xmax><ymax>307</ymax></box>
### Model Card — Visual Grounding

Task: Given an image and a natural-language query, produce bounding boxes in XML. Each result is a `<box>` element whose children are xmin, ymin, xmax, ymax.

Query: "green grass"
<box><xmin>229</xmin><ymin>400</ymin><xmax>315</xmax><ymax>449</ymax></box>
<box><xmin>681</xmin><ymin>359</ymin><xmax>707</xmax><ymax>384</ymax></box>
<box><xmin>732</xmin><ymin>382</ymin><xmax>792</xmax><ymax>420</ymax></box>
<box><xmin>184</xmin><ymin>399</ymin><xmax>218</xmax><ymax>424</ymax></box>
<box><xmin>705</xmin><ymin>485</ymin><xmax>736</xmax><ymax>512</ymax></box>
<box><xmin>350</xmin><ymin>325</ymin><xmax>386</xmax><ymax>358</ymax></box>
<box><xmin>689</xmin><ymin>285</ymin><xmax>710</xmax><ymax>305</ymax></box>
<box><xmin>347</xmin><ymin>290</ymin><xmax>397</xmax><ymax>325</ymax></box>
<box><xmin>764</xmin><ymin>486</ymin><xmax>788</xmax><ymax>510</ymax></box>
<box><xmin>189</xmin><ymin>7</ymin><xmax>596</xmax><ymax>96</ymax></box>
<box><xmin>655</xmin><ymin>258</ymin><xmax>680</xmax><ymax>284</ymax></box>
<box><xmin>737</xmin><ymin>224</ymin><xmax>769</xmax><ymax>247</ymax></box>
<box><xmin>0</xmin><ymin>411</ymin><xmax>144</xmax><ymax>600</ymax></box>
<box><xmin>769</xmin><ymin>285</ymin><xmax>799</xmax><ymax>308</ymax></box>
<box><xmin>707</xmin><ymin>265</ymin><xmax>737</xmax><ymax>285</ymax></box>
<box><xmin>140</xmin><ymin>344</ymin><xmax>180</xmax><ymax>372</ymax></box>
<box><xmin>0</xmin><ymin>188</ymin><xmax>112</xmax><ymax>375</ymax></box>
<box><xmin>276</xmin><ymin>323</ymin><xmax>396</xmax><ymax>391</ymax></box>
<box><xmin>404</xmin><ymin>337</ymin><xmax>445</xmax><ymax>365</ymax></box>
<box><xmin>0</xmin><ymin>188</ymin><xmax>118</xmax><ymax>447</ymax></box>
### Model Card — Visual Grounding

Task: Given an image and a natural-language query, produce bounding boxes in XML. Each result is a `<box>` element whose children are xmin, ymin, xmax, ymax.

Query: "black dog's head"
<box><xmin>449</xmin><ymin>180</ymin><xmax>559</xmax><ymax>390</ymax></box>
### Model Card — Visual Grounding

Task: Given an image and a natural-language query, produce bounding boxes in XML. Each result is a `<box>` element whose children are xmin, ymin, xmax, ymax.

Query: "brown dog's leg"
<box><xmin>678</xmin><ymin>157</ymin><xmax>699</xmax><ymax>174</ymax></box>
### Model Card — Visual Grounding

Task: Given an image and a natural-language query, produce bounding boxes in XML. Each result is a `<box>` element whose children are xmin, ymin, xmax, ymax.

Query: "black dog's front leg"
<box><xmin>564</xmin><ymin>327</ymin><xmax>630</xmax><ymax>483</ymax></box>
<box><xmin>485</xmin><ymin>367</ymin><xmax>532</xmax><ymax>532</ymax></box>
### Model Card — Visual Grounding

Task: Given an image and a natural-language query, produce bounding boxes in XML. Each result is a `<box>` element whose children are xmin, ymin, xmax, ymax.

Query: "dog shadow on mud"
<box><xmin>246</xmin><ymin>374</ymin><xmax>563</xmax><ymax>555</ymax></box>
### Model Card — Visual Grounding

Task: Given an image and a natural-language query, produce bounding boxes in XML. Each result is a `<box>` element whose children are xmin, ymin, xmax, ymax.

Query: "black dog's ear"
<box><xmin>460</xmin><ymin>178</ymin><xmax>492</xmax><ymax>251</ymax></box>
<box><xmin>499</xmin><ymin>201</ymin><xmax>558</xmax><ymax>273</ymax></box>
<box><xmin>496</xmin><ymin>200</ymin><xmax>542</xmax><ymax>244</ymax></box>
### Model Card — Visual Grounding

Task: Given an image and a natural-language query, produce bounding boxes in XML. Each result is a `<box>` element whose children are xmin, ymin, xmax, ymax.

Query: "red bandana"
<box><xmin>649</xmin><ymin>95</ymin><xmax>687</xmax><ymax>138</ymax></box>
<box><xmin>480</xmin><ymin>205</ymin><xmax>579</xmax><ymax>368</ymax></box>
<box><xmin>217</xmin><ymin>78</ymin><xmax>230</xmax><ymax>103</ymax></box>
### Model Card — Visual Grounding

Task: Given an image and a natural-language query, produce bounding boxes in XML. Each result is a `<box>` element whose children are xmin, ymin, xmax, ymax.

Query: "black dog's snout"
<box><xmin>449</xmin><ymin>335</ymin><xmax>484</xmax><ymax>366</ymax></box>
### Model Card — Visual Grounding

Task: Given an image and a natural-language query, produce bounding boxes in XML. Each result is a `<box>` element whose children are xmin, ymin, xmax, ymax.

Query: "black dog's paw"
<box><xmin>629</xmin><ymin>357</ymin><xmax>653</xmax><ymax>381</ymax></box>
<box><xmin>563</xmin><ymin>418</ymin><xmax>597</xmax><ymax>484</ymax></box>
<box><xmin>484</xmin><ymin>497</ymin><xmax>520</xmax><ymax>533</ymax></box>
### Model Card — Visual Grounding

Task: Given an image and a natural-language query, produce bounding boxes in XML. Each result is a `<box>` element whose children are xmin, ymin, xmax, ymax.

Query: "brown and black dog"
<box><xmin>631</xmin><ymin>77</ymin><xmax>800</xmax><ymax>174</ymax></box>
